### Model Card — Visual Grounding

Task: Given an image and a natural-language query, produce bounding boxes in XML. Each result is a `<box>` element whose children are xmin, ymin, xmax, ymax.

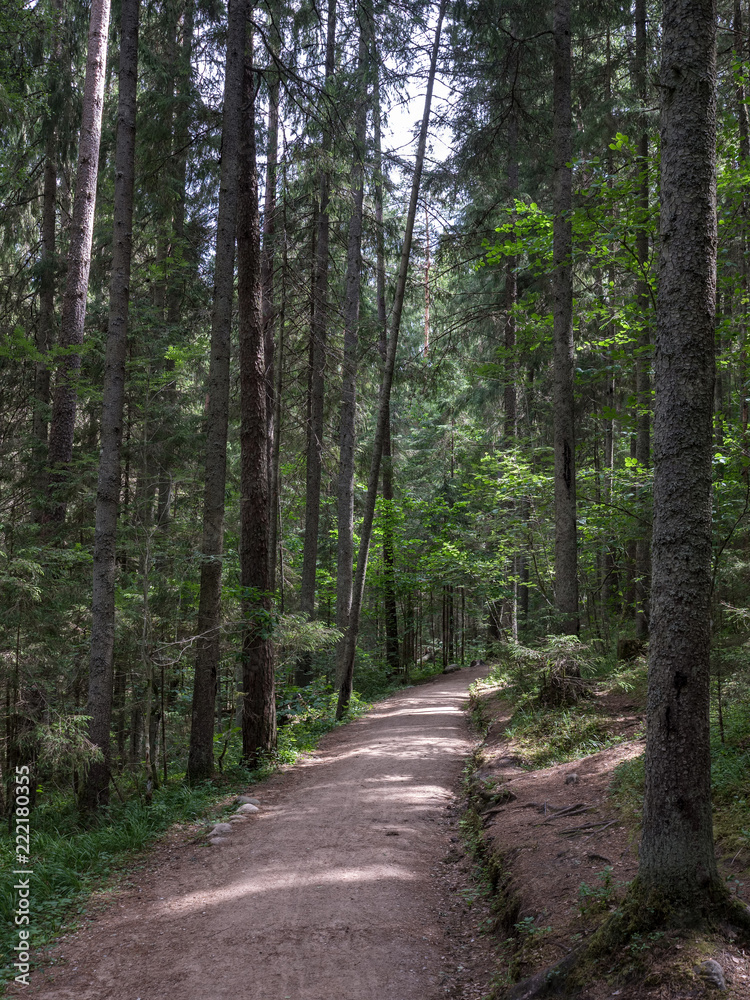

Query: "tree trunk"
<box><xmin>44</xmin><ymin>0</ymin><xmax>112</xmax><ymax>525</ymax></box>
<box><xmin>34</xmin><ymin>130</ymin><xmax>57</xmax><ymax>455</ymax></box>
<box><xmin>237</xmin><ymin>26</ymin><xmax>276</xmax><ymax>766</ymax></box>
<box><xmin>262</xmin><ymin>10</ymin><xmax>280</xmax><ymax>539</ymax></box>
<box><xmin>734</xmin><ymin>0</ymin><xmax>749</xmax><ymax>479</ymax></box>
<box><xmin>638</xmin><ymin>0</ymin><xmax>722</xmax><ymax>915</ymax></box>
<box><xmin>336</xmin><ymin>0</ymin><xmax>447</xmax><ymax>717</ymax></box>
<box><xmin>634</xmin><ymin>0</ymin><xmax>651</xmax><ymax>640</ymax></box>
<box><xmin>552</xmin><ymin>0</ymin><xmax>579</xmax><ymax>634</ymax></box>
<box><xmin>186</xmin><ymin>0</ymin><xmax>245</xmax><ymax>784</ymax></box>
<box><xmin>79</xmin><ymin>0</ymin><xmax>139</xmax><ymax>812</ymax></box>
<box><xmin>335</xmin><ymin>23</ymin><xmax>369</xmax><ymax>685</ymax></box>
<box><xmin>372</xmin><ymin>54</ymin><xmax>400</xmax><ymax>674</ymax></box>
<box><xmin>157</xmin><ymin>0</ymin><xmax>194</xmax><ymax>529</ymax></box>
<box><xmin>299</xmin><ymin>0</ymin><xmax>336</xmax><ymax>645</ymax></box>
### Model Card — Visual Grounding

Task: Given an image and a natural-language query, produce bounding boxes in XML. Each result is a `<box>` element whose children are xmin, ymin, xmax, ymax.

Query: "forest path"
<box><xmin>15</xmin><ymin>665</ymin><xmax>488</xmax><ymax>1000</ymax></box>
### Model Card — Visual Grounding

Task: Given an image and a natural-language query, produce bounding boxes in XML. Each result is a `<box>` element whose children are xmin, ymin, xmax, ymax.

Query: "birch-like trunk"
<box><xmin>45</xmin><ymin>0</ymin><xmax>112</xmax><ymax>525</ymax></box>
<box><xmin>79</xmin><ymin>0</ymin><xmax>139</xmax><ymax>812</ymax></box>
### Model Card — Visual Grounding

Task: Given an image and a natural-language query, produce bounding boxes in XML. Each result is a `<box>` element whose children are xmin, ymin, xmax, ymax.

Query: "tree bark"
<box><xmin>262</xmin><ymin>9</ymin><xmax>280</xmax><ymax>555</ymax></box>
<box><xmin>336</xmin><ymin>0</ymin><xmax>446</xmax><ymax>717</ymax></box>
<box><xmin>186</xmin><ymin>0</ymin><xmax>245</xmax><ymax>783</ymax></box>
<box><xmin>335</xmin><ymin>23</ymin><xmax>369</xmax><ymax>685</ymax></box>
<box><xmin>45</xmin><ymin>0</ymin><xmax>112</xmax><ymax>525</ymax></box>
<box><xmin>552</xmin><ymin>0</ymin><xmax>579</xmax><ymax>634</ymax></box>
<box><xmin>634</xmin><ymin>0</ymin><xmax>651</xmax><ymax>640</ymax></box>
<box><xmin>372</xmin><ymin>56</ymin><xmax>400</xmax><ymax>673</ymax></box>
<box><xmin>34</xmin><ymin>130</ymin><xmax>57</xmax><ymax>455</ymax></box>
<box><xmin>157</xmin><ymin>0</ymin><xmax>194</xmax><ymax>529</ymax></box>
<box><xmin>238</xmin><ymin>24</ymin><xmax>276</xmax><ymax>766</ymax></box>
<box><xmin>298</xmin><ymin>0</ymin><xmax>336</xmax><ymax>644</ymax></box>
<box><xmin>80</xmin><ymin>0</ymin><xmax>139</xmax><ymax>812</ymax></box>
<box><xmin>638</xmin><ymin>0</ymin><xmax>721</xmax><ymax>914</ymax></box>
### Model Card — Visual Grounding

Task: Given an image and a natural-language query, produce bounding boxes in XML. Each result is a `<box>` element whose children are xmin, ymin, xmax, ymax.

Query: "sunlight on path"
<box><xmin>14</xmin><ymin>668</ymin><xmax>486</xmax><ymax>1000</ymax></box>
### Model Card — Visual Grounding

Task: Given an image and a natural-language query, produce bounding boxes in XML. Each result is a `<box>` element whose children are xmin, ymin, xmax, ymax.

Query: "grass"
<box><xmin>503</xmin><ymin>703</ymin><xmax>624</xmax><ymax>769</ymax></box>
<box><xmin>610</xmin><ymin>699</ymin><xmax>750</xmax><ymax>855</ymax></box>
<box><xmin>0</xmin><ymin>780</ymin><xmax>226</xmax><ymax>982</ymax></box>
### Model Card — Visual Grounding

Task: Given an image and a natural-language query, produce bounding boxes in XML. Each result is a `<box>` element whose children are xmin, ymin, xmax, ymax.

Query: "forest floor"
<box><xmin>7</xmin><ymin>664</ymin><xmax>750</xmax><ymax>1000</ymax></box>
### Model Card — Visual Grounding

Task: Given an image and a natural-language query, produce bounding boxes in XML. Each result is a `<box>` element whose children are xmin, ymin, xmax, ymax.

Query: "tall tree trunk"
<box><xmin>505</xmin><ymin>98</ymin><xmax>520</xmax><ymax>638</ymax></box>
<box><xmin>634</xmin><ymin>0</ymin><xmax>651</xmax><ymax>640</ymax></box>
<box><xmin>263</xmin><ymin>9</ymin><xmax>280</xmax><ymax>547</ymax></box>
<box><xmin>80</xmin><ymin>0</ymin><xmax>139</xmax><ymax>812</ymax></box>
<box><xmin>157</xmin><ymin>0</ymin><xmax>194</xmax><ymax>528</ymax></box>
<box><xmin>638</xmin><ymin>0</ymin><xmax>722</xmax><ymax>915</ymax></box>
<box><xmin>373</xmin><ymin>56</ymin><xmax>400</xmax><ymax>673</ymax></box>
<box><xmin>33</xmin><ymin>0</ymin><xmax>63</xmax><ymax>471</ymax></box>
<box><xmin>735</xmin><ymin>0</ymin><xmax>749</xmax><ymax>478</ymax></box>
<box><xmin>186</xmin><ymin>0</ymin><xmax>245</xmax><ymax>783</ymax></box>
<box><xmin>34</xmin><ymin>131</ymin><xmax>57</xmax><ymax>456</ymax></box>
<box><xmin>237</xmin><ymin>24</ymin><xmax>276</xmax><ymax>765</ymax></box>
<box><xmin>269</xmin><ymin>161</ymin><xmax>288</xmax><ymax>594</ymax></box>
<box><xmin>299</xmin><ymin>0</ymin><xmax>336</xmax><ymax>647</ymax></box>
<box><xmin>335</xmin><ymin>24</ymin><xmax>369</xmax><ymax>685</ymax></box>
<box><xmin>552</xmin><ymin>0</ymin><xmax>579</xmax><ymax>634</ymax></box>
<box><xmin>424</xmin><ymin>202</ymin><xmax>430</xmax><ymax>356</ymax></box>
<box><xmin>44</xmin><ymin>0</ymin><xmax>112</xmax><ymax>525</ymax></box>
<box><xmin>336</xmin><ymin>0</ymin><xmax>447</xmax><ymax>717</ymax></box>
<box><xmin>504</xmin><ymin>107</ymin><xmax>518</xmax><ymax>441</ymax></box>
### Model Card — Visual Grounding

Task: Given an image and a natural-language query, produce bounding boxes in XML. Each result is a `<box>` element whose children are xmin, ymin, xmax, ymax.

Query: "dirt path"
<box><xmin>12</xmin><ymin>667</ymin><xmax>489</xmax><ymax>1000</ymax></box>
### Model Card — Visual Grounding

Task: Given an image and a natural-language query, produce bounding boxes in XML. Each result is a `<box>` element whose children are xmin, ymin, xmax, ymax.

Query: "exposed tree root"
<box><xmin>497</xmin><ymin>879</ymin><xmax>750</xmax><ymax>999</ymax></box>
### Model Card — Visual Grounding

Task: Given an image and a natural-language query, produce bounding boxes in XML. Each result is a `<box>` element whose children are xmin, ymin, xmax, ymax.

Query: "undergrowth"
<box><xmin>504</xmin><ymin>704</ymin><xmax>624</xmax><ymax>768</ymax></box>
<box><xmin>611</xmin><ymin>699</ymin><xmax>750</xmax><ymax>856</ymax></box>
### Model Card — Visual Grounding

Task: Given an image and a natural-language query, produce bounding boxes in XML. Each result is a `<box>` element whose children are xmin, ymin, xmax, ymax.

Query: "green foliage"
<box><xmin>504</xmin><ymin>704</ymin><xmax>622</xmax><ymax>769</ymax></box>
<box><xmin>24</xmin><ymin>714</ymin><xmax>103</xmax><ymax>777</ymax></box>
<box><xmin>577</xmin><ymin>866</ymin><xmax>618</xmax><ymax>920</ymax></box>
<box><xmin>0</xmin><ymin>780</ymin><xmax>225</xmax><ymax>981</ymax></box>
<box><xmin>611</xmin><ymin>699</ymin><xmax>750</xmax><ymax>853</ymax></box>
<box><xmin>273</xmin><ymin>614</ymin><xmax>342</xmax><ymax>664</ymax></box>
<box><xmin>514</xmin><ymin>914</ymin><xmax>552</xmax><ymax>939</ymax></box>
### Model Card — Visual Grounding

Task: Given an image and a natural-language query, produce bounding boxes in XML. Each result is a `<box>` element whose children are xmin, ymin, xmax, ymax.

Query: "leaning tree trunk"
<box><xmin>237</xmin><ymin>26</ymin><xmax>276</xmax><ymax>766</ymax></box>
<box><xmin>336</xmin><ymin>0</ymin><xmax>447</xmax><ymax>717</ymax></box>
<box><xmin>80</xmin><ymin>0</ymin><xmax>139</xmax><ymax>812</ymax></box>
<box><xmin>634</xmin><ymin>0</ymin><xmax>651</xmax><ymax>640</ymax></box>
<box><xmin>638</xmin><ymin>0</ymin><xmax>723</xmax><ymax>916</ymax></box>
<box><xmin>186</xmin><ymin>0</ymin><xmax>246</xmax><ymax>783</ymax></box>
<box><xmin>44</xmin><ymin>0</ymin><xmax>111</xmax><ymax>526</ymax></box>
<box><xmin>298</xmin><ymin>0</ymin><xmax>337</xmax><ymax>673</ymax></box>
<box><xmin>335</xmin><ymin>23</ymin><xmax>369</xmax><ymax>685</ymax></box>
<box><xmin>552</xmin><ymin>0</ymin><xmax>579</xmax><ymax>634</ymax></box>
